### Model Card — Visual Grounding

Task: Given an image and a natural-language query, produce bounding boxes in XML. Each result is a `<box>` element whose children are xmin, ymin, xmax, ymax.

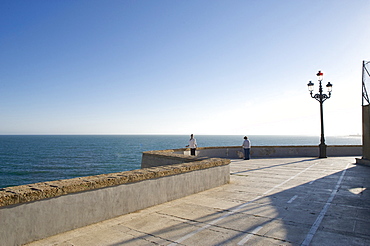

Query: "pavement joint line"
<box><xmin>169</xmin><ymin>161</ymin><xmax>319</xmax><ymax>245</ymax></box>
<box><xmin>352</xmin><ymin>220</ymin><xmax>357</xmax><ymax>233</ymax></box>
<box><xmin>237</xmin><ymin>226</ymin><xmax>263</xmax><ymax>245</ymax></box>
<box><xmin>126</xmin><ymin>226</ymin><xmax>176</xmax><ymax>245</ymax></box>
<box><xmin>300</xmin><ymin>162</ymin><xmax>350</xmax><ymax>246</ymax></box>
<box><xmin>317</xmin><ymin>225</ymin><xmax>370</xmax><ymax>239</ymax></box>
<box><xmin>287</xmin><ymin>195</ymin><xmax>298</xmax><ymax>204</ymax></box>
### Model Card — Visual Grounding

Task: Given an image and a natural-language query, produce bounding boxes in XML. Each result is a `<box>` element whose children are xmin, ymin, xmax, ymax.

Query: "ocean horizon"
<box><xmin>0</xmin><ymin>134</ymin><xmax>362</xmax><ymax>189</ymax></box>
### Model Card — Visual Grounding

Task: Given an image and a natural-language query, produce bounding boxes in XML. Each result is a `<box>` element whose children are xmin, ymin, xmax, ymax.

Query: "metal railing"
<box><xmin>362</xmin><ymin>60</ymin><xmax>370</xmax><ymax>106</ymax></box>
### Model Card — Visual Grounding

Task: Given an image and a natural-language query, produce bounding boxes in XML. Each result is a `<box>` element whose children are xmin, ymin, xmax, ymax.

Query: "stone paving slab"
<box><xmin>26</xmin><ymin>157</ymin><xmax>370</xmax><ymax>246</ymax></box>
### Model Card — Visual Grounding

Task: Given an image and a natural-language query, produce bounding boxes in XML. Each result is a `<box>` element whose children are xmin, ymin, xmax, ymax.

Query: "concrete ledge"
<box><xmin>0</xmin><ymin>158</ymin><xmax>230</xmax><ymax>246</ymax></box>
<box><xmin>141</xmin><ymin>148</ymin><xmax>209</xmax><ymax>168</ymax></box>
<box><xmin>356</xmin><ymin>158</ymin><xmax>370</xmax><ymax>166</ymax></box>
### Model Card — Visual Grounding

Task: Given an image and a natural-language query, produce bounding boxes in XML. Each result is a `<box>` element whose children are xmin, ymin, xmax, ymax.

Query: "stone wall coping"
<box><xmin>0</xmin><ymin>157</ymin><xmax>230</xmax><ymax>208</ymax></box>
<box><xmin>190</xmin><ymin>145</ymin><xmax>362</xmax><ymax>149</ymax></box>
<box><xmin>145</xmin><ymin>145</ymin><xmax>362</xmax><ymax>155</ymax></box>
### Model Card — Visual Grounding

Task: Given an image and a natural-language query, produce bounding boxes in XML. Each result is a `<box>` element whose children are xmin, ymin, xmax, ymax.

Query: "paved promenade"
<box><xmin>26</xmin><ymin>157</ymin><xmax>370</xmax><ymax>246</ymax></box>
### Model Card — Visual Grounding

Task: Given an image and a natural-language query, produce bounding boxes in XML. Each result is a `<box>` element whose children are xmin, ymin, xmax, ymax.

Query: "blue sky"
<box><xmin>1</xmin><ymin>0</ymin><xmax>369</xmax><ymax>135</ymax></box>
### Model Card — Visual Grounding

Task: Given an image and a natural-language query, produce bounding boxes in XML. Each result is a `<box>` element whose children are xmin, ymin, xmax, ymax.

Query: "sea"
<box><xmin>0</xmin><ymin>135</ymin><xmax>362</xmax><ymax>189</ymax></box>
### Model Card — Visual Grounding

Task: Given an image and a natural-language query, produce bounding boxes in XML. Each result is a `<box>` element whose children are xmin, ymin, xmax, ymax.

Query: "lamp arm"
<box><xmin>322</xmin><ymin>92</ymin><xmax>331</xmax><ymax>102</ymax></box>
<box><xmin>311</xmin><ymin>93</ymin><xmax>331</xmax><ymax>103</ymax></box>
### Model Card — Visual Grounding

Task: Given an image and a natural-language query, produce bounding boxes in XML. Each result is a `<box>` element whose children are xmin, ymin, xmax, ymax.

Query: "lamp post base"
<box><xmin>319</xmin><ymin>143</ymin><xmax>327</xmax><ymax>158</ymax></box>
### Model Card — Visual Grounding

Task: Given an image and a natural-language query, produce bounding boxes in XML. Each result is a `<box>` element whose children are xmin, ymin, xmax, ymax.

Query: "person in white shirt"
<box><xmin>186</xmin><ymin>134</ymin><xmax>197</xmax><ymax>156</ymax></box>
<box><xmin>242</xmin><ymin>136</ymin><xmax>251</xmax><ymax>160</ymax></box>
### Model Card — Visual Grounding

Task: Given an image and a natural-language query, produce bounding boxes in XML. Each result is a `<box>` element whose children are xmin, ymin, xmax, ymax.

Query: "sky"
<box><xmin>1</xmin><ymin>0</ymin><xmax>369</xmax><ymax>136</ymax></box>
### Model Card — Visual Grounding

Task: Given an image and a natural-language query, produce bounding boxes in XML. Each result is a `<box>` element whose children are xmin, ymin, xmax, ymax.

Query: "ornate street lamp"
<box><xmin>307</xmin><ymin>71</ymin><xmax>333</xmax><ymax>158</ymax></box>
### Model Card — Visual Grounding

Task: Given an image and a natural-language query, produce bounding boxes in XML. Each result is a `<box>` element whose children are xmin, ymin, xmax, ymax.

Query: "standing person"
<box><xmin>186</xmin><ymin>134</ymin><xmax>197</xmax><ymax>156</ymax></box>
<box><xmin>242</xmin><ymin>136</ymin><xmax>251</xmax><ymax>160</ymax></box>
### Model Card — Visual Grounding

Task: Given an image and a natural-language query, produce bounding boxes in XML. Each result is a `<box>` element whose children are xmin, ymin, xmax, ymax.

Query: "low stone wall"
<box><xmin>0</xmin><ymin>158</ymin><xmax>230</xmax><ymax>246</ymax></box>
<box><xmin>250</xmin><ymin>145</ymin><xmax>362</xmax><ymax>158</ymax></box>
<box><xmin>142</xmin><ymin>145</ymin><xmax>361</xmax><ymax>167</ymax></box>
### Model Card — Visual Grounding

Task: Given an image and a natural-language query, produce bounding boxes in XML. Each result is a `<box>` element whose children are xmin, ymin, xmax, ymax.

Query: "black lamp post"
<box><xmin>307</xmin><ymin>71</ymin><xmax>333</xmax><ymax>158</ymax></box>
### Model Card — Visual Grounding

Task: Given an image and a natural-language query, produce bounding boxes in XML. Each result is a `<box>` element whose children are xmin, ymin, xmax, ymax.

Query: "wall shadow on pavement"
<box><xmin>107</xmin><ymin>159</ymin><xmax>370</xmax><ymax>246</ymax></box>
